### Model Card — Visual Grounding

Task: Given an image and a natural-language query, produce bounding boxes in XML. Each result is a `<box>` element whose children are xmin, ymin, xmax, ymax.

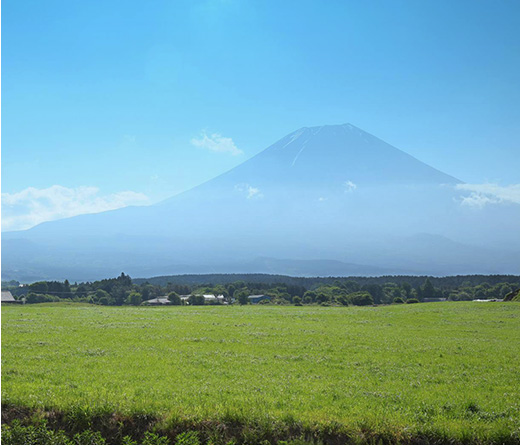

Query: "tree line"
<box><xmin>2</xmin><ymin>273</ymin><xmax>518</xmax><ymax>306</ymax></box>
<box><xmin>133</xmin><ymin>273</ymin><xmax>520</xmax><ymax>289</ymax></box>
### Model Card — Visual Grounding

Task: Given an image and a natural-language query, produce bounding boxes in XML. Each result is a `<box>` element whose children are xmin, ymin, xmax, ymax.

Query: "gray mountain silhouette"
<box><xmin>3</xmin><ymin>124</ymin><xmax>518</xmax><ymax>281</ymax></box>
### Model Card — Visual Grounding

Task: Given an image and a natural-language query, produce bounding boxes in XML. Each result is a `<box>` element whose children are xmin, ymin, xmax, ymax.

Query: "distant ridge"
<box><xmin>133</xmin><ymin>273</ymin><xmax>520</xmax><ymax>289</ymax></box>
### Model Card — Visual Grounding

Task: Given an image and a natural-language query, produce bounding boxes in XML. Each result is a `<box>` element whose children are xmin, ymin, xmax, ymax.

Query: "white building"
<box><xmin>203</xmin><ymin>294</ymin><xmax>226</xmax><ymax>303</ymax></box>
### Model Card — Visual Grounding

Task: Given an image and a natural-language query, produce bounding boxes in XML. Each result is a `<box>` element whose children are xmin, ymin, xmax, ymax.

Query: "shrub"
<box><xmin>98</xmin><ymin>295</ymin><xmax>115</xmax><ymax>306</ymax></box>
<box><xmin>25</xmin><ymin>293</ymin><xmax>60</xmax><ymax>304</ymax></box>
<box><xmin>336</xmin><ymin>295</ymin><xmax>349</xmax><ymax>306</ymax></box>
<box><xmin>175</xmin><ymin>431</ymin><xmax>200</xmax><ymax>445</ymax></box>
<box><xmin>188</xmin><ymin>295</ymin><xmax>205</xmax><ymax>306</ymax></box>
<box><xmin>349</xmin><ymin>292</ymin><xmax>374</xmax><ymax>306</ymax></box>
<box><xmin>504</xmin><ymin>289</ymin><xmax>520</xmax><ymax>302</ymax></box>
<box><xmin>126</xmin><ymin>292</ymin><xmax>143</xmax><ymax>306</ymax></box>
<box><xmin>393</xmin><ymin>297</ymin><xmax>405</xmax><ymax>304</ymax></box>
<box><xmin>73</xmin><ymin>429</ymin><xmax>106</xmax><ymax>445</ymax></box>
<box><xmin>303</xmin><ymin>291</ymin><xmax>316</xmax><ymax>303</ymax></box>
<box><xmin>142</xmin><ymin>431</ymin><xmax>169</xmax><ymax>445</ymax></box>
<box><xmin>302</xmin><ymin>295</ymin><xmax>313</xmax><ymax>304</ymax></box>
<box><xmin>406</xmin><ymin>298</ymin><xmax>420</xmax><ymax>304</ymax></box>
<box><xmin>316</xmin><ymin>293</ymin><xmax>329</xmax><ymax>304</ymax></box>
<box><xmin>1</xmin><ymin>420</ymin><xmax>69</xmax><ymax>445</ymax></box>
<box><xmin>449</xmin><ymin>291</ymin><xmax>471</xmax><ymax>301</ymax></box>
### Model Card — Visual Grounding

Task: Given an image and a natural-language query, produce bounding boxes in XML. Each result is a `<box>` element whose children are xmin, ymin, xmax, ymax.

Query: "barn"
<box><xmin>1</xmin><ymin>291</ymin><xmax>17</xmax><ymax>304</ymax></box>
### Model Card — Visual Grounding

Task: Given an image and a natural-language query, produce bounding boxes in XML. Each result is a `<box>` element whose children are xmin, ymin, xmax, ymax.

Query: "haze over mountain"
<box><xmin>3</xmin><ymin>124</ymin><xmax>519</xmax><ymax>282</ymax></box>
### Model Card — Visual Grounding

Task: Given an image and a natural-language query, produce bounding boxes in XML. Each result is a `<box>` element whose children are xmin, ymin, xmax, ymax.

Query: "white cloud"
<box><xmin>344</xmin><ymin>180</ymin><xmax>357</xmax><ymax>193</ymax></box>
<box><xmin>2</xmin><ymin>185</ymin><xmax>149</xmax><ymax>231</ymax></box>
<box><xmin>246</xmin><ymin>186</ymin><xmax>262</xmax><ymax>199</ymax></box>
<box><xmin>191</xmin><ymin>131</ymin><xmax>243</xmax><ymax>156</ymax></box>
<box><xmin>318</xmin><ymin>197</ymin><xmax>327</xmax><ymax>202</ymax></box>
<box><xmin>234</xmin><ymin>183</ymin><xmax>263</xmax><ymax>199</ymax></box>
<box><xmin>455</xmin><ymin>183</ymin><xmax>520</xmax><ymax>208</ymax></box>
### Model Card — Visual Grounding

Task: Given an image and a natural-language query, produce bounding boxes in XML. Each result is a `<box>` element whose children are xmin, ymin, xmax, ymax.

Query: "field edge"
<box><xmin>2</xmin><ymin>403</ymin><xmax>519</xmax><ymax>445</ymax></box>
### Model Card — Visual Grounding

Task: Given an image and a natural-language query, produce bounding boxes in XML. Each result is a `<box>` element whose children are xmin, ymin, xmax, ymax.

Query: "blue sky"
<box><xmin>2</xmin><ymin>0</ymin><xmax>520</xmax><ymax>230</ymax></box>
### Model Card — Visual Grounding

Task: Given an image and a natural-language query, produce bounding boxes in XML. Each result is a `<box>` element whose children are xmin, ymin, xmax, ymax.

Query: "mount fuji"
<box><xmin>3</xmin><ymin>124</ymin><xmax>519</xmax><ymax>281</ymax></box>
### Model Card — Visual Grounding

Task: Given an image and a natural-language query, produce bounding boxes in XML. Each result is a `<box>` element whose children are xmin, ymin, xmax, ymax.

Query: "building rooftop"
<box><xmin>1</xmin><ymin>291</ymin><xmax>16</xmax><ymax>302</ymax></box>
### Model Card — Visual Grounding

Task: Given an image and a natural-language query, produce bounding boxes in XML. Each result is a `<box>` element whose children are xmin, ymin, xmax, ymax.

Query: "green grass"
<box><xmin>2</xmin><ymin>302</ymin><xmax>520</xmax><ymax>444</ymax></box>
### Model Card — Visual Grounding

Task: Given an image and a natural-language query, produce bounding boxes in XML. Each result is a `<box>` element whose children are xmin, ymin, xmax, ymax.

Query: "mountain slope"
<box><xmin>3</xmin><ymin>124</ymin><xmax>519</xmax><ymax>281</ymax></box>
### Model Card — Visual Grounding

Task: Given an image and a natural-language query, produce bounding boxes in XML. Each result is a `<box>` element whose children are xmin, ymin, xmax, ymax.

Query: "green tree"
<box><xmin>234</xmin><ymin>289</ymin><xmax>249</xmax><ymax>305</ymax></box>
<box><xmin>499</xmin><ymin>284</ymin><xmax>512</xmax><ymax>299</ymax></box>
<box><xmin>349</xmin><ymin>291</ymin><xmax>374</xmax><ymax>306</ymax></box>
<box><xmin>29</xmin><ymin>282</ymin><xmax>48</xmax><ymax>294</ymax></box>
<box><xmin>336</xmin><ymin>295</ymin><xmax>349</xmax><ymax>306</ymax></box>
<box><xmin>168</xmin><ymin>292</ymin><xmax>182</xmax><ymax>305</ymax></box>
<box><xmin>415</xmin><ymin>285</ymin><xmax>424</xmax><ymax>300</ymax></box>
<box><xmin>422</xmin><ymin>278</ymin><xmax>436</xmax><ymax>298</ymax></box>
<box><xmin>98</xmin><ymin>295</ymin><xmax>115</xmax><ymax>306</ymax></box>
<box><xmin>303</xmin><ymin>291</ymin><xmax>316</xmax><ymax>303</ymax></box>
<box><xmin>343</xmin><ymin>280</ymin><xmax>360</xmax><ymax>293</ymax></box>
<box><xmin>302</xmin><ymin>294</ymin><xmax>313</xmax><ymax>304</ymax></box>
<box><xmin>361</xmin><ymin>284</ymin><xmax>384</xmax><ymax>304</ymax></box>
<box><xmin>450</xmin><ymin>291</ymin><xmax>471</xmax><ymax>301</ymax></box>
<box><xmin>94</xmin><ymin>289</ymin><xmax>110</xmax><ymax>303</ymax></box>
<box><xmin>293</xmin><ymin>296</ymin><xmax>302</xmax><ymax>306</ymax></box>
<box><xmin>126</xmin><ymin>292</ymin><xmax>142</xmax><ymax>306</ymax></box>
<box><xmin>25</xmin><ymin>293</ymin><xmax>43</xmax><ymax>304</ymax></box>
<box><xmin>63</xmin><ymin>279</ymin><xmax>72</xmax><ymax>298</ymax></box>
<box><xmin>316</xmin><ymin>293</ymin><xmax>328</xmax><ymax>304</ymax></box>
<box><xmin>188</xmin><ymin>295</ymin><xmax>205</xmax><ymax>305</ymax></box>
<box><xmin>401</xmin><ymin>282</ymin><xmax>412</xmax><ymax>299</ymax></box>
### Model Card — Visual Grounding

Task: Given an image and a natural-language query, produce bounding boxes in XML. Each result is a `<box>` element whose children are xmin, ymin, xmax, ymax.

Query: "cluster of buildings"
<box><xmin>1</xmin><ymin>290</ymin><xmax>273</xmax><ymax>306</ymax></box>
<box><xmin>142</xmin><ymin>294</ymin><xmax>271</xmax><ymax>306</ymax></box>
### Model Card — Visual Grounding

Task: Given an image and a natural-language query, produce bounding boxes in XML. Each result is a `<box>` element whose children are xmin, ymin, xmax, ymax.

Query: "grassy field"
<box><xmin>2</xmin><ymin>302</ymin><xmax>520</xmax><ymax>444</ymax></box>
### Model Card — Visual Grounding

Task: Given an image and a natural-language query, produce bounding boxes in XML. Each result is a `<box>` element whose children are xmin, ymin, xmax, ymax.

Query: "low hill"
<box><xmin>134</xmin><ymin>272</ymin><xmax>520</xmax><ymax>289</ymax></box>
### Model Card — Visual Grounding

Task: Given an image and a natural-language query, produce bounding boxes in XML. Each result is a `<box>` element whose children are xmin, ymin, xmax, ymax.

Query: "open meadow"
<box><xmin>2</xmin><ymin>302</ymin><xmax>520</xmax><ymax>444</ymax></box>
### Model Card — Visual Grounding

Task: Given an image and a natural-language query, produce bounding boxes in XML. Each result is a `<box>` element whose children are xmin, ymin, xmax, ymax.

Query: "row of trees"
<box><xmin>134</xmin><ymin>273</ymin><xmax>520</xmax><ymax>290</ymax></box>
<box><xmin>3</xmin><ymin>274</ymin><xmax>518</xmax><ymax>307</ymax></box>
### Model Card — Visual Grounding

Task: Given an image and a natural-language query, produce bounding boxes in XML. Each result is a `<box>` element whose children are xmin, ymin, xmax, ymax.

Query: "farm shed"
<box><xmin>203</xmin><ymin>294</ymin><xmax>226</xmax><ymax>303</ymax></box>
<box><xmin>248</xmin><ymin>294</ymin><xmax>271</xmax><ymax>304</ymax></box>
<box><xmin>143</xmin><ymin>297</ymin><xmax>171</xmax><ymax>305</ymax></box>
<box><xmin>1</xmin><ymin>291</ymin><xmax>17</xmax><ymax>304</ymax></box>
